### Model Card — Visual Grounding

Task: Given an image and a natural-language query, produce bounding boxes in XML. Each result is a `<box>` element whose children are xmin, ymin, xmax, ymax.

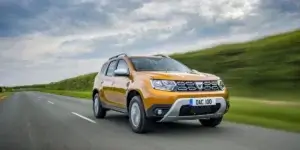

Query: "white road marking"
<box><xmin>72</xmin><ymin>112</ymin><xmax>96</xmax><ymax>123</ymax></box>
<box><xmin>47</xmin><ymin>101</ymin><xmax>54</xmax><ymax>104</ymax></box>
<box><xmin>27</xmin><ymin>122</ymin><xmax>33</xmax><ymax>144</ymax></box>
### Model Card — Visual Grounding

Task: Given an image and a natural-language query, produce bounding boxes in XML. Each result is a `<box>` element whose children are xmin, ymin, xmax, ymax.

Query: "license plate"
<box><xmin>189</xmin><ymin>98</ymin><xmax>216</xmax><ymax>106</ymax></box>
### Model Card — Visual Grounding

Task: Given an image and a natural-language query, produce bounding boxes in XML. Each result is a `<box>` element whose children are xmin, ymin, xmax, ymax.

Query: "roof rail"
<box><xmin>153</xmin><ymin>54</ymin><xmax>170</xmax><ymax>58</ymax></box>
<box><xmin>108</xmin><ymin>53</ymin><xmax>128</xmax><ymax>60</ymax></box>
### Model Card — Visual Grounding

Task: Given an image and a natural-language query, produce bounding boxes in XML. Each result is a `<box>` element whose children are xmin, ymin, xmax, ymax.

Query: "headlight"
<box><xmin>217</xmin><ymin>79</ymin><xmax>225</xmax><ymax>90</ymax></box>
<box><xmin>150</xmin><ymin>79</ymin><xmax>176</xmax><ymax>91</ymax></box>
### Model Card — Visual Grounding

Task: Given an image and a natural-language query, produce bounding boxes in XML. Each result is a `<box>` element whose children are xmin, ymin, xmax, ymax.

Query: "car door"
<box><xmin>111</xmin><ymin>59</ymin><xmax>131</xmax><ymax>108</ymax></box>
<box><xmin>102</xmin><ymin>60</ymin><xmax>118</xmax><ymax>106</ymax></box>
<box><xmin>97</xmin><ymin>62</ymin><xmax>109</xmax><ymax>104</ymax></box>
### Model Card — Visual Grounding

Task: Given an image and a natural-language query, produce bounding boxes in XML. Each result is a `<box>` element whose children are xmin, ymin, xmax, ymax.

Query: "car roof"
<box><xmin>104</xmin><ymin>54</ymin><xmax>169</xmax><ymax>64</ymax></box>
<box><xmin>128</xmin><ymin>55</ymin><xmax>164</xmax><ymax>58</ymax></box>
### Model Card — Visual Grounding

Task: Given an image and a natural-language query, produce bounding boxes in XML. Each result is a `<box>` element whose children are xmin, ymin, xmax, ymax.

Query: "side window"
<box><xmin>100</xmin><ymin>62</ymin><xmax>108</xmax><ymax>75</ymax></box>
<box><xmin>105</xmin><ymin>60</ymin><xmax>117</xmax><ymax>76</ymax></box>
<box><xmin>116</xmin><ymin>59</ymin><xmax>129</xmax><ymax>71</ymax></box>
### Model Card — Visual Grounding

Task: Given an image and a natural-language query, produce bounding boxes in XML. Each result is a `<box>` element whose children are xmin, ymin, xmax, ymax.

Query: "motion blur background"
<box><xmin>1</xmin><ymin>0</ymin><xmax>300</xmax><ymax>132</ymax></box>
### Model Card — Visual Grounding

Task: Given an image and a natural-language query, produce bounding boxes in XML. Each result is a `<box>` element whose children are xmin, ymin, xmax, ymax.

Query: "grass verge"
<box><xmin>37</xmin><ymin>90</ymin><xmax>300</xmax><ymax>133</ymax></box>
<box><xmin>37</xmin><ymin>89</ymin><xmax>90</xmax><ymax>99</ymax></box>
<box><xmin>0</xmin><ymin>92</ymin><xmax>12</xmax><ymax>101</ymax></box>
<box><xmin>225</xmin><ymin>97</ymin><xmax>300</xmax><ymax>133</ymax></box>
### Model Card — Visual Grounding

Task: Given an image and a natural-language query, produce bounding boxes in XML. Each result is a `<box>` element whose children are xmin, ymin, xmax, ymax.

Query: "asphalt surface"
<box><xmin>1</xmin><ymin>92</ymin><xmax>300</xmax><ymax>150</ymax></box>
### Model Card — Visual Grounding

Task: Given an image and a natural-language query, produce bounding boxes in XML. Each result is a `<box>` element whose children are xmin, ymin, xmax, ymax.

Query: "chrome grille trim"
<box><xmin>174</xmin><ymin>80</ymin><xmax>221</xmax><ymax>92</ymax></box>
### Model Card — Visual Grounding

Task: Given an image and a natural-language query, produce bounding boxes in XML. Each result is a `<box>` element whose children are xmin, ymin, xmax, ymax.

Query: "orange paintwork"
<box><xmin>94</xmin><ymin>56</ymin><xmax>229</xmax><ymax>111</ymax></box>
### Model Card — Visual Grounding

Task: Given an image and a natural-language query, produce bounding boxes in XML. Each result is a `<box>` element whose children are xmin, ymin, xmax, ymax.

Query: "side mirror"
<box><xmin>114</xmin><ymin>69</ymin><xmax>129</xmax><ymax>76</ymax></box>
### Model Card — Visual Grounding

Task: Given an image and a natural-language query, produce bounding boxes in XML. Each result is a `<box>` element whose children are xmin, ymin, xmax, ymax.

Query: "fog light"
<box><xmin>154</xmin><ymin>108</ymin><xmax>163</xmax><ymax>115</ymax></box>
<box><xmin>157</xmin><ymin>109</ymin><xmax>163</xmax><ymax>115</ymax></box>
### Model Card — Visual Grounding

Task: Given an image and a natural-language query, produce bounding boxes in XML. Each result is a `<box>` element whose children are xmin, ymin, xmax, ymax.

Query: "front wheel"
<box><xmin>93</xmin><ymin>93</ymin><xmax>107</xmax><ymax>118</ymax></box>
<box><xmin>199</xmin><ymin>117</ymin><xmax>223</xmax><ymax>127</ymax></box>
<box><xmin>128</xmin><ymin>96</ymin><xmax>153</xmax><ymax>133</ymax></box>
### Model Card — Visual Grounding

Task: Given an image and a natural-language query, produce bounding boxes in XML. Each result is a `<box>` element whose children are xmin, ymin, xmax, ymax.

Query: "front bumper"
<box><xmin>146</xmin><ymin>97</ymin><xmax>229</xmax><ymax>122</ymax></box>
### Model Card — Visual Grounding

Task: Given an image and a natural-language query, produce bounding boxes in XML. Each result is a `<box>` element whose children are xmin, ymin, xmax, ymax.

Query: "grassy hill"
<box><xmin>45</xmin><ymin>72</ymin><xmax>97</xmax><ymax>91</ymax></box>
<box><xmin>171</xmin><ymin>29</ymin><xmax>300</xmax><ymax>101</ymax></box>
<box><xmin>13</xmin><ymin>29</ymin><xmax>300</xmax><ymax>101</ymax></box>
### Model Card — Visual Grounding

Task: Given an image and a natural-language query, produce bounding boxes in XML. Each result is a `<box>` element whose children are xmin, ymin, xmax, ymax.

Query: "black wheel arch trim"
<box><xmin>92</xmin><ymin>88</ymin><xmax>99</xmax><ymax>100</ymax></box>
<box><xmin>125</xmin><ymin>89</ymin><xmax>145</xmax><ymax>110</ymax></box>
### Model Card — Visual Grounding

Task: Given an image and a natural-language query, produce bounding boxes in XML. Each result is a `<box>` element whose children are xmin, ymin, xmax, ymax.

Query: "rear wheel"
<box><xmin>93</xmin><ymin>93</ymin><xmax>107</xmax><ymax>118</ymax></box>
<box><xmin>199</xmin><ymin>117</ymin><xmax>223</xmax><ymax>127</ymax></box>
<box><xmin>128</xmin><ymin>96</ymin><xmax>153</xmax><ymax>133</ymax></box>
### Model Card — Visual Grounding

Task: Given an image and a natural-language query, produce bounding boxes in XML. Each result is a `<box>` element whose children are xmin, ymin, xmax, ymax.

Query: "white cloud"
<box><xmin>1</xmin><ymin>16</ymin><xmax>188</xmax><ymax>62</ymax></box>
<box><xmin>1</xmin><ymin>34</ymin><xmax>92</xmax><ymax>61</ymax></box>
<box><xmin>0</xmin><ymin>0</ymin><xmax>300</xmax><ymax>86</ymax></box>
<box><xmin>0</xmin><ymin>57</ymin><xmax>107</xmax><ymax>86</ymax></box>
<box><xmin>132</xmin><ymin>0</ymin><xmax>260</xmax><ymax>21</ymax></box>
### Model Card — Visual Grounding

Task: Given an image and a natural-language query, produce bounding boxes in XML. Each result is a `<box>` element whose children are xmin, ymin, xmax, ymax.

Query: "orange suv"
<box><xmin>92</xmin><ymin>53</ymin><xmax>230</xmax><ymax>133</ymax></box>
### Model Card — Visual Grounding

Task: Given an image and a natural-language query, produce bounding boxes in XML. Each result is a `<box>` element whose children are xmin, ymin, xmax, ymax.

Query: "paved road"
<box><xmin>1</xmin><ymin>92</ymin><xmax>300</xmax><ymax>150</ymax></box>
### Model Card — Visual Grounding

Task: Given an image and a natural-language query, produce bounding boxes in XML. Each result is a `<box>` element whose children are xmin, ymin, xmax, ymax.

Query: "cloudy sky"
<box><xmin>1</xmin><ymin>0</ymin><xmax>300</xmax><ymax>86</ymax></box>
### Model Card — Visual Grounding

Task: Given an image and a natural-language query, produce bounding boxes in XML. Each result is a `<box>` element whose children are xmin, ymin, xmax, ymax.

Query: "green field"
<box><xmin>226</xmin><ymin>97</ymin><xmax>300</xmax><ymax>132</ymax></box>
<box><xmin>171</xmin><ymin>29</ymin><xmax>300</xmax><ymax>101</ymax></box>
<box><xmin>37</xmin><ymin>89</ymin><xmax>91</xmax><ymax>99</ymax></box>
<box><xmin>0</xmin><ymin>92</ymin><xmax>12</xmax><ymax>101</ymax></box>
<box><xmin>11</xmin><ymin>29</ymin><xmax>300</xmax><ymax>132</ymax></box>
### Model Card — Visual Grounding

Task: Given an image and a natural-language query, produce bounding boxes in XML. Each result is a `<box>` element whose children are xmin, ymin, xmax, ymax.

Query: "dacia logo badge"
<box><xmin>195</xmin><ymin>82</ymin><xmax>203</xmax><ymax>90</ymax></box>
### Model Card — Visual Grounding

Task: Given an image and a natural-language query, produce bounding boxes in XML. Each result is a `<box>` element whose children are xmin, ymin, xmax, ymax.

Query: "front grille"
<box><xmin>179</xmin><ymin>103</ymin><xmax>221</xmax><ymax>116</ymax></box>
<box><xmin>174</xmin><ymin>80</ymin><xmax>220</xmax><ymax>92</ymax></box>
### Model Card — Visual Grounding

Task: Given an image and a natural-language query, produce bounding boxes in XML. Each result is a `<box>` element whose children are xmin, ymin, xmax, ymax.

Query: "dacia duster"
<box><xmin>92</xmin><ymin>53</ymin><xmax>230</xmax><ymax>133</ymax></box>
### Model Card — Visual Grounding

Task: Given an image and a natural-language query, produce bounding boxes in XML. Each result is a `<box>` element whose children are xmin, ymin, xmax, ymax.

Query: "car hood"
<box><xmin>135</xmin><ymin>71</ymin><xmax>220</xmax><ymax>81</ymax></box>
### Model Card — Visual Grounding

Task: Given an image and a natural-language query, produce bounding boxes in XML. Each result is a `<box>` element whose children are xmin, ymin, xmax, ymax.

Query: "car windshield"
<box><xmin>129</xmin><ymin>57</ymin><xmax>192</xmax><ymax>72</ymax></box>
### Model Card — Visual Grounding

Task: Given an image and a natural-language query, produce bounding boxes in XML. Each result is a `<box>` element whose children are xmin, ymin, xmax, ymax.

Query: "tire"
<box><xmin>199</xmin><ymin>117</ymin><xmax>223</xmax><ymax>127</ymax></box>
<box><xmin>128</xmin><ymin>96</ymin><xmax>153</xmax><ymax>133</ymax></box>
<box><xmin>93</xmin><ymin>93</ymin><xmax>107</xmax><ymax>118</ymax></box>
